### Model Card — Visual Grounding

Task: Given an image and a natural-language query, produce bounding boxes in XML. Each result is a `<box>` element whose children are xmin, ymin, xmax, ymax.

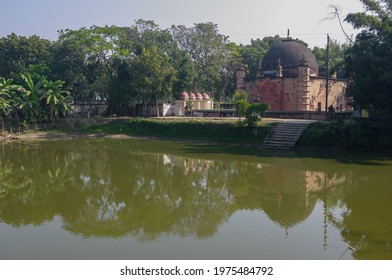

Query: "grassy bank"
<box><xmin>298</xmin><ymin>119</ymin><xmax>392</xmax><ymax>149</ymax></box>
<box><xmin>7</xmin><ymin>117</ymin><xmax>390</xmax><ymax>150</ymax></box>
<box><xmin>82</xmin><ymin>118</ymin><xmax>272</xmax><ymax>144</ymax></box>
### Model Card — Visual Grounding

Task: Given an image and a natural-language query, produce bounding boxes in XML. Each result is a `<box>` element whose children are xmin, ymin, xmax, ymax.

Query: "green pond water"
<box><xmin>1</xmin><ymin>139</ymin><xmax>391</xmax><ymax>260</ymax></box>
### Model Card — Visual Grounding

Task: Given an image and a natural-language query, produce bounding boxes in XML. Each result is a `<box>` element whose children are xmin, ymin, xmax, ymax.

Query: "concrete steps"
<box><xmin>259</xmin><ymin>121</ymin><xmax>313</xmax><ymax>150</ymax></box>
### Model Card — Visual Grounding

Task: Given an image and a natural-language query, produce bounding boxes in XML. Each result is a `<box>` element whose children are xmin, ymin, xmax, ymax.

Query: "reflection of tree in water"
<box><xmin>0</xmin><ymin>142</ymin><xmax>64</xmax><ymax>226</ymax></box>
<box><xmin>0</xmin><ymin>140</ymin><xmax>237</xmax><ymax>239</ymax></box>
<box><xmin>299</xmin><ymin>152</ymin><xmax>392</xmax><ymax>259</ymax></box>
<box><xmin>2</xmin><ymin>139</ymin><xmax>392</xmax><ymax>259</ymax></box>
<box><xmin>336</xmin><ymin>167</ymin><xmax>392</xmax><ymax>259</ymax></box>
<box><xmin>62</xmin><ymin>152</ymin><xmax>237</xmax><ymax>240</ymax></box>
<box><xmin>0</xmin><ymin>140</ymin><xmax>342</xmax><ymax>238</ymax></box>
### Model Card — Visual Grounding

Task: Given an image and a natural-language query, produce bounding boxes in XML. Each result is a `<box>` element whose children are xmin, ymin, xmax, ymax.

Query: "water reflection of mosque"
<box><xmin>161</xmin><ymin>151</ymin><xmax>349</xmax><ymax>230</ymax></box>
<box><xmin>162</xmin><ymin>150</ymin><xmax>392</xmax><ymax>259</ymax></box>
<box><xmin>3</xmin><ymin>140</ymin><xmax>392</xmax><ymax>259</ymax></box>
<box><xmin>161</xmin><ymin>151</ymin><xmax>351</xmax><ymax>253</ymax></box>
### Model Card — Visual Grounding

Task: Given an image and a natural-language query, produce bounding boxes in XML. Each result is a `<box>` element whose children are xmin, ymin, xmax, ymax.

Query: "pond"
<box><xmin>1</xmin><ymin>139</ymin><xmax>391</xmax><ymax>260</ymax></box>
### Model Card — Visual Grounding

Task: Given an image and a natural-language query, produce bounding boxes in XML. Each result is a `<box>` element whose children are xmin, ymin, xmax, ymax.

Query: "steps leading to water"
<box><xmin>259</xmin><ymin>121</ymin><xmax>314</xmax><ymax>150</ymax></box>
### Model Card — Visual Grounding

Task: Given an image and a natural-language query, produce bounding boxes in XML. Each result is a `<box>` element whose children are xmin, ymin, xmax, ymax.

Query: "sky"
<box><xmin>0</xmin><ymin>0</ymin><xmax>365</xmax><ymax>48</ymax></box>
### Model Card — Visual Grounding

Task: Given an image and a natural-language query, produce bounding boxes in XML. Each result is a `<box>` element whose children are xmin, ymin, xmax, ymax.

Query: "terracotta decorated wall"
<box><xmin>245</xmin><ymin>77</ymin><xmax>348</xmax><ymax>111</ymax></box>
<box><xmin>308</xmin><ymin>78</ymin><xmax>348</xmax><ymax>111</ymax></box>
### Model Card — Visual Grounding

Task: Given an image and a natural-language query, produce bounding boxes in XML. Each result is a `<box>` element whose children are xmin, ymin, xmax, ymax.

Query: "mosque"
<box><xmin>236</xmin><ymin>37</ymin><xmax>349</xmax><ymax>112</ymax></box>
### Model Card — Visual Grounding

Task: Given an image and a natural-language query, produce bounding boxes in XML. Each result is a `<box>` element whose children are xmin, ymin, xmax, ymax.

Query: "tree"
<box><xmin>107</xmin><ymin>58</ymin><xmax>137</xmax><ymax>115</ymax></box>
<box><xmin>0</xmin><ymin>78</ymin><xmax>14</xmax><ymax>116</ymax></box>
<box><xmin>48</xmin><ymin>39</ymin><xmax>90</xmax><ymax>103</ymax></box>
<box><xmin>344</xmin><ymin>0</ymin><xmax>392</xmax><ymax>119</ymax></box>
<box><xmin>169</xmin><ymin>48</ymin><xmax>196</xmax><ymax>99</ymax></box>
<box><xmin>55</xmin><ymin>21</ymin><xmax>191</xmax><ymax>115</ymax></box>
<box><xmin>129</xmin><ymin>20</ymin><xmax>187</xmax><ymax>103</ymax></box>
<box><xmin>0</xmin><ymin>34</ymin><xmax>51</xmax><ymax>78</ymax></box>
<box><xmin>57</xmin><ymin>25</ymin><xmax>135</xmax><ymax>105</ymax></box>
<box><xmin>41</xmin><ymin>79</ymin><xmax>71</xmax><ymax>124</ymax></box>
<box><xmin>234</xmin><ymin>99</ymin><xmax>249</xmax><ymax>120</ymax></box>
<box><xmin>217</xmin><ymin>42</ymin><xmax>242</xmax><ymax>100</ymax></box>
<box><xmin>312</xmin><ymin>39</ymin><xmax>350</xmax><ymax>78</ymax></box>
<box><xmin>171</xmin><ymin>23</ymin><xmax>229</xmax><ymax>98</ymax></box>
<box><xmin>132</xmin><ymin>20</ymin><xmax>173</xmax><ymax>55</ymax></box>
<box><xmin>19</xmin><ymin>73</ymin><xmax>45</xmax><ymax>122</ymax></box>
<box><xmin>233</xmin><ymin>91</ymin><xmax>249</xmax><ymax>120</ymax></box>
<box><xmin>245</xmin><ymin>103</ymin><xmax>269</xmax><ymax>127</ymax></box>
<box><xmin>131</xmin><ymin>47</ymin><xmax>176</xmax><ymax>117</ymax></box>
<box><xmin>239</xmin><ymin>36</ymin><xmax>282</xmax><ymax>79</ymax></box>
<box><xmin>233</xmin><ymin>91</ymin><xmax>269</xmax><ymax>126</ymax></box>
<box><xmin>0</xmin><ymin>77</ymin><xmax>26</xmax><ymax>124</ymax></box>
<box><xmin>323</xmin><ymin>4</ymin><xmax>355</xmax><ymax>44</ymax></box>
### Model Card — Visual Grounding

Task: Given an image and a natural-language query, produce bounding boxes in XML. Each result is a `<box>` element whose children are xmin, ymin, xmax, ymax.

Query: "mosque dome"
<box><xmin>180</xmin><ymin>91</ymin><xmax>189</xmax><ymax>100</ymax></box>
<box><xmin>261</xmin><ymin>39</ymin><xmax>318</xmax><ymax>77</ymax></box>
<box><xmin>189</xmin><ymin>92</ymin><xmax>196</xmax><ymax>100</ymax></box>
<box><xmin>202</xmin><ymin>93</ymin><xmax>210</xmax><ymax>100</ymax></box>
<box><xmin>195</xmin><ymin>92</ymin><xmax>203</xmax><ymax>100</ymax></box>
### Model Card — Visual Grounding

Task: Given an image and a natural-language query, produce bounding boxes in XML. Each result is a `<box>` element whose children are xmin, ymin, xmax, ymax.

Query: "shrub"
<box><xmin>245</xmin><ymin>103</ymin><xmax>269</xmax><ymax>127</ymax></box>
<box><xmin>298</xmin><ymin>119</ymin><xmax>392</xmax><ymax>149</ymax></box>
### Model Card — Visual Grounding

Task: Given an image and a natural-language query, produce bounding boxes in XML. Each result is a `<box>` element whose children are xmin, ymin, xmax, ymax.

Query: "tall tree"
<box><xmin>49</xmin><ymin>39</ymin><xmax>89</xmax><ymax>103</ymax></box>
<box><xmin>239</xmin><ymin>36</ymin><xmax>282</xmax><ymax>79</ymax></box>
<box><xmin>127</xmin><ymin>20</ymin><xmax>197</xmax><ymax>100</ymax></box>
<box><xmin>0</xmin><ymin>34</ymin><xmax>51</xmax><ymax>78</ymax></box>
<box><xmin>55</xmin><ymin>21</ymin><xmax>191</xmax><ymax>114</ymax></box>
<box><xmin>312</xmin><ymin>39</ymin><xmax>350</xmax><ymax>78</ymax></box>
<box><xmin>107</xmin><ymin>58</ymin><xmax>136</xmax><ymax>115</ymax></box>
<box><xmin>216</xmin><ymin>42</ymin><xmax>242</xmax><ymax>100</ymax></box>
<box><xmin>129</xmin><ymin>20</ymin><xmax>193</xmax><ymax>101</ymax></box>
<box><xmin>131</xmin><ymin>46</ymin><xmax>176</xmax><ymax>117</ymax></box>
<box><xmin>344</xmin><ymin>0</ymin><xmax>392</xmax><ymax>119</ymax></box>
<box><xmin>57</xmin><ymin>25</ymin><xmax>134</xmax><ymax>104</ymax></box>
<box><xmin>171</xmin><ymin>22</ymin><xmax>229</xmax><ymax>98</ymax></box>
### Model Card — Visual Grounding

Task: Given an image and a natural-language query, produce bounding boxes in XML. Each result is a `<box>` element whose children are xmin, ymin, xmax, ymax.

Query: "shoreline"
<box><xmin>1</xmin><ymin>117</ymin><xmax>271</xmax><ymax>146</ymax></box>
<box><xmin>2</xmin><ymin>131</ymin><xmax>392</xmax><ymax>154</ymax></box>
<box><xmin>2</xmin><ymin>117</ymin><xmax>391</xmax><ymax>151</ymax></box>
<box><xmin>0</xmin><ymin>130</ymin><xmax>262</xmax><ymax>147</ymax></box>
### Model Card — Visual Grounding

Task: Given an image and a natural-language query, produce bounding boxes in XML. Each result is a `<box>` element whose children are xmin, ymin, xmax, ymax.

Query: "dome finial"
<box><xmin>299</xmin><ymin>53</ymin><xmax>308</xmax><ymax>66</ymax></box>
<box><xmin>285</xmin><ymin>29</ymin><xmax>292</xmax><ymax>41</ymax></box>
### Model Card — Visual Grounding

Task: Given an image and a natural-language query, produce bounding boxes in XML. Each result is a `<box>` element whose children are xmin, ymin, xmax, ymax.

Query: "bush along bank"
<box><xmin>84</xmin><ymin>118</ymin><xmax>272</xmax><ymax>144</ymax></box>
<box><xmin>298</xmin><ymin>119</ymin><xmax>392</xmax><ymax>149</ymax></box>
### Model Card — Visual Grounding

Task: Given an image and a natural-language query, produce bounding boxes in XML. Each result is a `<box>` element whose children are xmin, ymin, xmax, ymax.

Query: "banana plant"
<box><xmin>19</xmin><ymin>73</ymin><xmax>45</xmax><ymax>122</ymax></box>
<box><xmin>41</xmin><ymin>79</ymin><xmax>71</xmax><ymax>124</ymax></box>
<box><xmin>0</xmin><ymin>77</ymin><xmax>27</xmax><ymax>127</ymax></box>
<box><xmin>0</xmin><ymin>77</ymin><xmax>14</xmax><ymax>115</ymax></box>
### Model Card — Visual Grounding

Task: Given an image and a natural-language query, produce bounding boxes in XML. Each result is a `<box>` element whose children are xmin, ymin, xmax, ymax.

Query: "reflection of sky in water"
<box><xmin>80</xmin><ymin>175</ymin><xmax>90</xmax><ymax>185</ymax></box>
<box><xmin>1</xmin><ymin>139</ymin><xmax>392</xmax><ymax>259</ymax></box>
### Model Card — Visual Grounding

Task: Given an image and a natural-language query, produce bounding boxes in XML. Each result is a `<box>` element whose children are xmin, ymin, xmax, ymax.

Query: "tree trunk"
<box><xmin>155</xmin><ymin>95</ymin><xmax>160</xmax><ymax>117</ymax></box>
<box><xmin>50</xmin><ymin>103</ymin><xmax>55</xmax><ymax>125</ymax></box>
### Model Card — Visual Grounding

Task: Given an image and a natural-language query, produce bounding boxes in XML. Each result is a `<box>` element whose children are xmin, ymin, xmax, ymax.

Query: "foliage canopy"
<box><xmin>344</xmin><ymin>0</ymin><xmax>392</xmax><ymax>119</ymax></box>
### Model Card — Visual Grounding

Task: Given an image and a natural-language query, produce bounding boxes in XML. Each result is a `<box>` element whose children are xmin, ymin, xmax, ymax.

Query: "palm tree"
<box><xmin>41</xmin><ymin>79</ymin><xmax>71</xmax><ymax>124</ymax></box>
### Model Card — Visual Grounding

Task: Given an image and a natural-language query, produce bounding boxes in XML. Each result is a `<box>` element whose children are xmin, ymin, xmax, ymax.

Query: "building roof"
<box><xmin>261</xmin><ymin>39</ymin><xmax>318</xmax><ymax>76</ymax></box>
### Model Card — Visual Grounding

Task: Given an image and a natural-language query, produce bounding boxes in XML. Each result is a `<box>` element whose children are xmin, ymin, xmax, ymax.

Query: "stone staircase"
<box><xmin>259</xmin><ymin>120</ymin><xmax>314</xmax><ymax>150</ymax></box>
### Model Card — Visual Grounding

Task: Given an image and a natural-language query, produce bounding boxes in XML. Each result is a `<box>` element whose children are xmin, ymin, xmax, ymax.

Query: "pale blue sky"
<box><xmin>0</xmin><ymin>0</ymin><xmax>364</xmax><ymax>47</ymax></box>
